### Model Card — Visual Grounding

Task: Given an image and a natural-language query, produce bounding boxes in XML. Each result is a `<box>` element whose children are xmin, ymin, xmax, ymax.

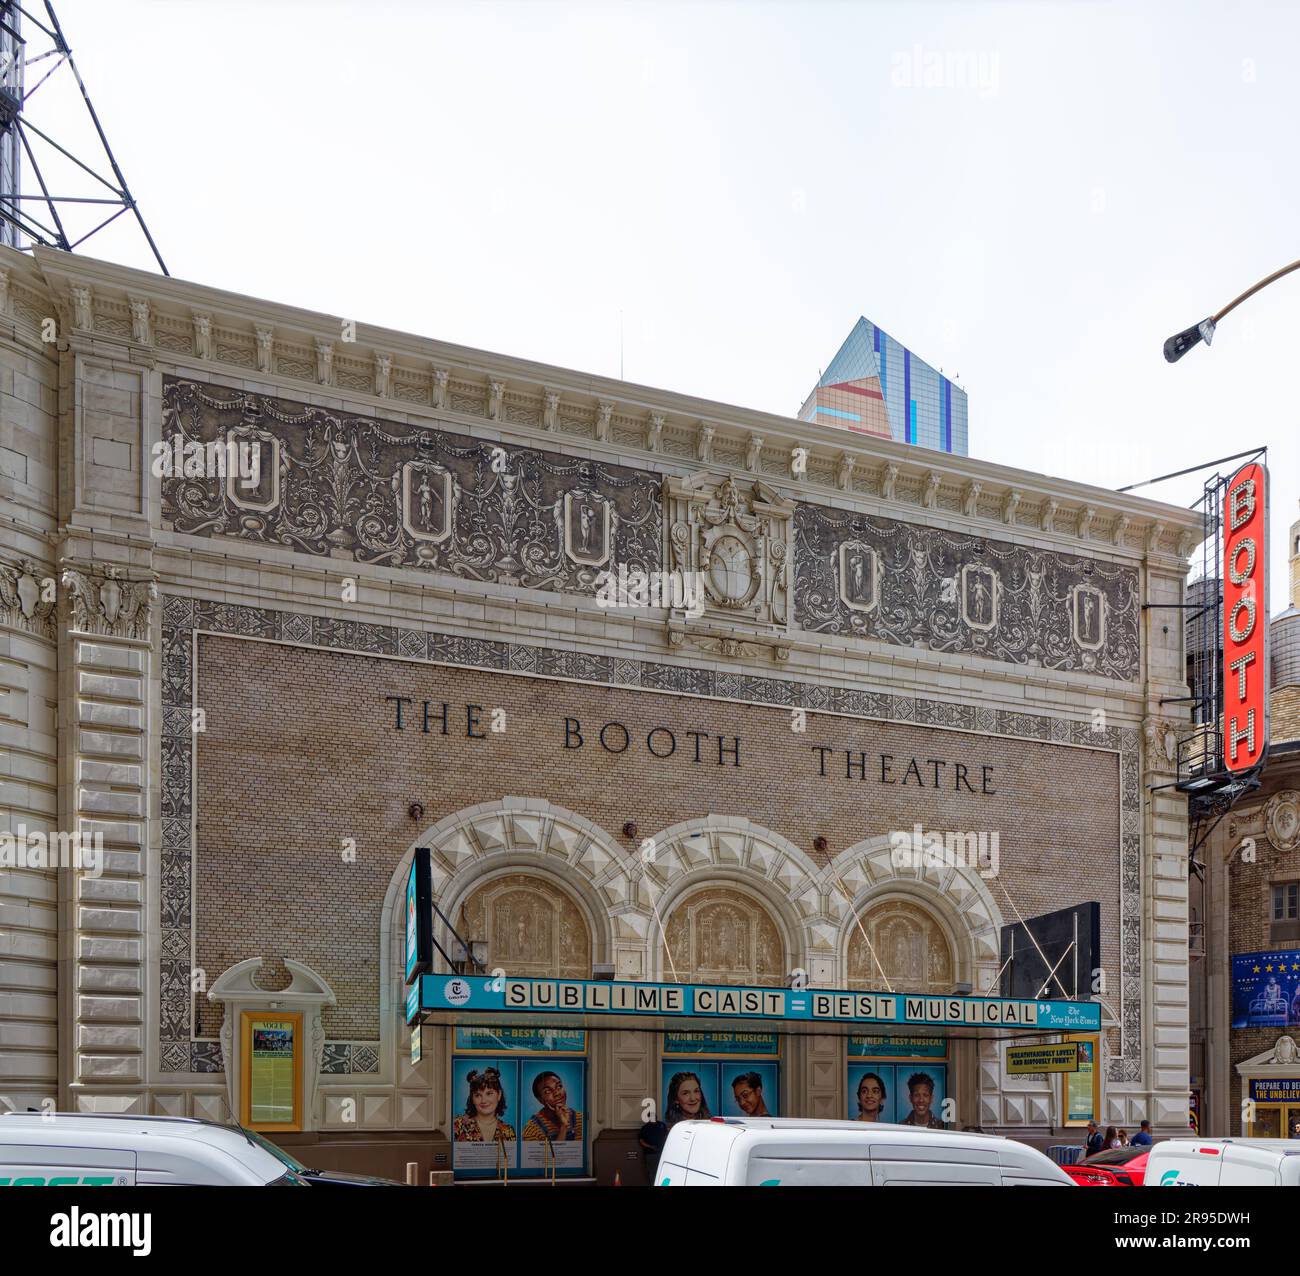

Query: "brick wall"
<box><xmin>194</xmin><ymin>634</ymin><xmax>1121</xmax><ymax>1040</ymax></box>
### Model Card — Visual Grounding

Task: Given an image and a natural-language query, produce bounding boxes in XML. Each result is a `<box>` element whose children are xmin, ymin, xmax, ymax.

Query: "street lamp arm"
<box><xmin>1211</xmin><ymin>256</ymin><xmax>1300</xmax><ymax>324</ymax></box>
<box><xmin>1164</xmin><ymin>255</ymin><xmax>1300</xmax><ymax>363</ymax></box>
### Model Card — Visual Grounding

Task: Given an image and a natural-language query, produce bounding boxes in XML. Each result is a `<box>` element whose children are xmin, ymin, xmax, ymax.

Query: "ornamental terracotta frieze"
<box><xmin>160</xmin><ymin>376</ymin><xmax>661</xmax><ymax>592</ymax></box>
<box><xmin>794</xmin><ymin>504</ymin><xmax>1141</xmax><ymax>681</ymax></box>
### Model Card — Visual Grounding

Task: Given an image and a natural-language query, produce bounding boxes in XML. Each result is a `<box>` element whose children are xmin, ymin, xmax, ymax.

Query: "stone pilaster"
<box><xmin>1139</xmin><ymin>548</ymin><xmax>1193</xmax><ymax>1131</ymax></box>
<box><xmin>57</xmin><ymin>563</ymin><xmax>155</xmax><ymax>1111</ymax></box>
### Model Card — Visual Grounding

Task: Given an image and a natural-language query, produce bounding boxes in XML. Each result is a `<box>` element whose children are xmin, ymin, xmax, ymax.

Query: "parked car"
<box><xmin>656</xmin><ymin>1117</ymin><xmax>1075</xmax><ymax>1186</ymax></box>
<box><xmin>1063</xmin><ymin>1146</ymin><xmax>1150</xmax><ymax>1186</ymax></box>
<box><xmin>1146</xmin><ymin>1138</ymin><xmax>1300</xmax><ymax>1186</ymax></box>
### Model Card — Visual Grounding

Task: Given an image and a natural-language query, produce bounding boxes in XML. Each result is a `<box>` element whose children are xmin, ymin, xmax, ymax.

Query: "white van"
<box><xmin>655</xmin><ymin>1118</ymin><xmax>1074</xmax><ymax>1186</ymax></box>
<box><xmin>0</xmin><ymin>1113</ymin><xmax>306</xmax><ymax>1186</ymax></box>
<box><xmin>1145</xmin><ymin>1138</ymin><xmax>1300</xmax><ymax>1186</ymax></box>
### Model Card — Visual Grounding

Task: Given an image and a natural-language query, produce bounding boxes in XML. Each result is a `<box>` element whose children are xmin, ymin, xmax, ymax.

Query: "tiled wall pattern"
<box><xmin>159</xmin><ymin>594</ymin><xmax>1144</xmax><ymax>1083</ymax></box>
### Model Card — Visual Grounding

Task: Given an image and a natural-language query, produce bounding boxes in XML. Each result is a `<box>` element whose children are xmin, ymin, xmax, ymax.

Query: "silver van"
<box><xmin>0</xmin><ymin>1113</ymin><xmax>305</xmax><ymax>1186</ymax></box>
<box><xmin>656</xmin><ymin>1117</ymin><xmax>1075</xmax><ymax>1186</ymax></box>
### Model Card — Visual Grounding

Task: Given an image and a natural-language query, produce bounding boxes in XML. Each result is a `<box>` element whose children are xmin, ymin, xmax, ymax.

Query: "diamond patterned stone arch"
<box><xmin>640</xmin><ymin>817</ymin><xmax>824</xmax><ymax>981</ymax></box>
<box><xmin>820</xmin><ymin>835</ymin><xmax>1005</xmax><ymax>992</ymax></box>
<box><xmin>381</xmin><ymin>800</ymin><xmax>631</xmax><ymax>991</ymax></box>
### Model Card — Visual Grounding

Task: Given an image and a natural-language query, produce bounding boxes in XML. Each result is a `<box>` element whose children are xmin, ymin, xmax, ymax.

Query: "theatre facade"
<box><xmin>0</xmin><ymin>246</ymin><xmax>1201</xmax><ymax>1181</ymax></box>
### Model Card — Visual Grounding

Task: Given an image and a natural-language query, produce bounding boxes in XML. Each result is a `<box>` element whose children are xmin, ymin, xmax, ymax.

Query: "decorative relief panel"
<box><xmin>61</xmin><ymin>564</ymin><xmax>157</xmax><ymax>640</ymax></box>
<box><xmin>847</xmin><ymin>900</ymin><xmax>954</xmax><ymax>994</ymax></box>
<box><xmin>459</xmin><ymin>872</ymin><xmax>591</xmax><ymax>979</ymax></box>
<box><xmin>0</xmin><ymin>558</ymin><xmax>57</xmax><ymax>641</ymax></box>
<box><xmin>160</xmin><ymin>376</ymin><xmax>660</xmax><ymax>594</ymax></box>
<box><xmin>794</xmin><ymin>504</ymin><xmax>1141</xmax><ymax>681</ymax></box>
<box><xmin>662</xmin><ymin>887</ymin><xmax>785</xmax><ymax>987</ymax></box>
<box><xmin>664</xmin><ymin>472</ymin><xmax>796</xmax><ymax>662</ymax></box>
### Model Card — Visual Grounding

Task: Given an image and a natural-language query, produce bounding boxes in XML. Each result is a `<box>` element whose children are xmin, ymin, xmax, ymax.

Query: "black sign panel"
<box><xmin>999</xmin><ymin>902</ymin><xmax>1100</xmax><ymax>1002</ymax></box>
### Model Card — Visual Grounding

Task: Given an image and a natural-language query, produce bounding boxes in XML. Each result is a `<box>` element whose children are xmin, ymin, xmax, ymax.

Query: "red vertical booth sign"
<box><xmin>1222</xmin><ymin>461</ymin><xmax>1269</xmax><ymax>773</ymax></box>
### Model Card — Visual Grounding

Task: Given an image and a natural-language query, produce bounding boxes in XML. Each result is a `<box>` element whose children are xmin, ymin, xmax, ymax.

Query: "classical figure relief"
<box><xmin>159</xmin><ymin>376</ymin><xmax>659</xmax><ymax>595</ymax></box>
<box><xmin>847</xmin><ymin>900</ymin><xmax>953</xmax><ymax>995</ymax></box>
<box><xmin>563</xmin><ymin>490</ymin><xmax>612</xmax><ymax>567</ymax></box>
<box><xmin>61</xmin><ymin>564</ymin><xmax>157</xmax><ymax>640</ymax></box>
<box><xmin>459</xmin><ymin>873</ymin><xmax>590</xmax><ymax>980</ymax></box>
<box><xmin>838</xmin><ymin>541</ymin><xmax>879</xmax><ymax>614</ymax></box>
<box><xmin>960</xmin><ymin>563</ymin><xmax>1000</xmax><ymax>631</ymax></box>
<box><xmin>661</xmin><ymin>887</ymin><xmax>784</xmax><ymax>986</ymax></box>
<box><xmin>401</xmin><ymin>461</ymin><xmax>453</xmax><ymax>544</ymax></box>
<box><xmin>795</xmin><ymin>504</ymin><xmax>1140</xmax><ymax>680</ymax></box>
<box><xmin>1071</xmin><ymin>583</ymin><xmax>1106</xmax><ymax>650</ymax></box>
<box><xmin>225</xmin><ymin>430</ymin><xmax>280</xmax><ymax>514</ymax></box>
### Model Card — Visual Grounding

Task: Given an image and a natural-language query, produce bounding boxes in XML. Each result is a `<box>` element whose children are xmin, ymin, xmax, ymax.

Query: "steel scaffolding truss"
<box><xmin>0</xmin><ymin>0</ymin><xmax>166</xmax><ymax>273</ymax></box>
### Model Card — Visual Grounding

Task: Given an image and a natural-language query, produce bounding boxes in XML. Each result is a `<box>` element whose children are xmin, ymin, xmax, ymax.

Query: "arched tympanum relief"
<box><xmin>662</xmin><ymin>886</ymin><xmax>785</xmax><ymax>986</ymax></box>
<box><xmin>847</xmin><ymin>898</ymin><xmax>954</xmax><ymax>994</ymax></box>
<box><xmin>459</xmin><ymin>872</ymin><xmax>591</xmax><ymax>979</ymax></box>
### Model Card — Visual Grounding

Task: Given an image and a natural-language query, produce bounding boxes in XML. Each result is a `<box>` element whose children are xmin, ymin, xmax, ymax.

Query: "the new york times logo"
<box><xmin>50</xmin><ymin>1207</ymin><xmax>151</xmax><ymax>1257</ymax></box>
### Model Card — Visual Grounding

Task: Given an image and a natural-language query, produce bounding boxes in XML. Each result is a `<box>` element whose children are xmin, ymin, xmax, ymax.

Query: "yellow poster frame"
<box><xmin>240</xmin><ymin>1010</ymin><xmax>303</xmax><ymax>1132</ymax></box>
<box><xmin>1059</xmin><ymin>1032</ymin><xmax>1100</xmax><ymax>1128</ymax></box>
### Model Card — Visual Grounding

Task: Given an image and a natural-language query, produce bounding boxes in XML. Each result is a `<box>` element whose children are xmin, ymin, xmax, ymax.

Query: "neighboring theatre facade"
<box><xmin>0</xmin><ymin>245</ymin><xmax>1202</xmax><ymax>1176</ymax></box>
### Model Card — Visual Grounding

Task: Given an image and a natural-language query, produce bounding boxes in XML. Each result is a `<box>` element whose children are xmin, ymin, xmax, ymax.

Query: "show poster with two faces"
<box><xmin>451</xmin><ymin>1028</ymin><xmax>587</xmax><ymax>1176</ymax></box>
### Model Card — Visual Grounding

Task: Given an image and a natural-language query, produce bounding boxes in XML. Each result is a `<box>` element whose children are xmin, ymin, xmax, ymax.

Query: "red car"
<box><xmin>1063</xmin><ymin>1146</ymin><xmax>1151</xmax><ymax>1186</ymax></box>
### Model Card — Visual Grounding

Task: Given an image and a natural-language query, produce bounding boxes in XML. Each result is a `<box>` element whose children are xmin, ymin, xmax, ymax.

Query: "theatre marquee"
<box><xmin>412</xmin><ymin>974</ymin><xmax>1100</xmax><ymax>1033</ymax></box>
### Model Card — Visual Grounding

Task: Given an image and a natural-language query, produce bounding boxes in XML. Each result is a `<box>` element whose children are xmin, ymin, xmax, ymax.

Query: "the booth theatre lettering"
<box><xmin>383</xmin><ymin>696</ymin><xmax>995</xmax><ymax>790</ymax></box>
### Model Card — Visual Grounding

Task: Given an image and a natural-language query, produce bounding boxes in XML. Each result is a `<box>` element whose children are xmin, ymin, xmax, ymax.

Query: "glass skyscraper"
<box><xmin>799</xmin><ymin>316</ymin><xmax>968</xmax><ymax>455</ymax></box>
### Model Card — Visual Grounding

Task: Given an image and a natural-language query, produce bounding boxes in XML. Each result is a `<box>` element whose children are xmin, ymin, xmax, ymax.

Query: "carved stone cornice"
<box><xmin>255</xmin><ymin>325</ymin><xmax>274</xmax><ymax>374</ymax></box>
<box><xmin>314</xmin><ymin>339</ymin><xmax>333</xmax><ymax>386</ymax></box>
<box><xmin>697</xmin><ymin>423</ymin><xmax>714</xmax><ymax>464</ymax></box>
<box><xmin>127</xmin><ymin>295</ymin><xmax>152</xmax><ymax>345</ymax></box>
<box><xmin>17</xmin><ymin>244</ymin><xmax>1203</xmax><ymax>564</ymax></box>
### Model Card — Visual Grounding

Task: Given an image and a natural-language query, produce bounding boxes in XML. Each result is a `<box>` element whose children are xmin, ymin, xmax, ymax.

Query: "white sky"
<box><xmin>25</xmin><ymin>0</ymin><xmax>1300</xmax><ymax>608</ymax></box>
